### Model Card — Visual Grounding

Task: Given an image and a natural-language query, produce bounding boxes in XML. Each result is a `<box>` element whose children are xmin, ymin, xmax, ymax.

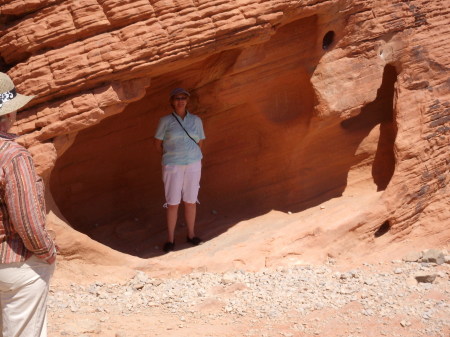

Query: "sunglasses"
<box><xmin>173</xmin><ymin>96</ymin><xmax>188</xmax><ymax>101</ymax></box>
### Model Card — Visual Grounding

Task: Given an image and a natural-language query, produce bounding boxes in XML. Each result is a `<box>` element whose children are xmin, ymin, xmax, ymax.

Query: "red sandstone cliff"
<box><xmin>1</xmin><ymin>0</ymin><xmax>449</xmax><ymax>272</ymax></box>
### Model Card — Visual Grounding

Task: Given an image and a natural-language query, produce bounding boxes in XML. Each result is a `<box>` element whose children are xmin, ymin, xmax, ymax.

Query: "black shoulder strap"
<box><xmin>172</xmin><ymin>113</ymin><xmax>199</xmax><ymax>146</ymax></box>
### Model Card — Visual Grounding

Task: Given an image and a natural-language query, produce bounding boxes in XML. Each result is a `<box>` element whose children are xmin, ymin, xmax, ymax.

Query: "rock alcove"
<box><xmin>49</xmin><ymin>16</ymin><xmax>398</xmax><ymax>257</ymax></box>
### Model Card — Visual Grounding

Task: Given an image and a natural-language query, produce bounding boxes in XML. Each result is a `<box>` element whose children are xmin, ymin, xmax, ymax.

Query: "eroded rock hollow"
<box><xmin>1</xmin><ymin>0</ymin><xmax>449</xmax><ymax>267</ymax></box>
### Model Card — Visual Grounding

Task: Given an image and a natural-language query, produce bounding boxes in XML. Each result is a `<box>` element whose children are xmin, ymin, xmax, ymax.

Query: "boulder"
<box><xmin>421</xmin><ymin>249</ymin><xmax>445</xmax><ymax>265</ymax></box>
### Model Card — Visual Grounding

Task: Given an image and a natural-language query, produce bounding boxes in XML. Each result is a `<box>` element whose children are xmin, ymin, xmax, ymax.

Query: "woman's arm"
<box><xmin>198</xmin><ymin>139</ymin><xmax>204</xmax><ymax>150</ymax></box>
<box><xmin>154</xmin><ymin>138</ymin><xmax>163</xmax><ymax>154</ymax></box>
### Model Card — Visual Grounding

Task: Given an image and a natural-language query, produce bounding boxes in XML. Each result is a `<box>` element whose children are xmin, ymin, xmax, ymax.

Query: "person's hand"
<box><xmin>46</xmin><ymin>244</ymin><xmax>58</xmax><ymax>265</ymax></box>
<box><xmin>46</xmin><ymin>254</ymin><xmax>56</xmax><ymax>265</ymax></box>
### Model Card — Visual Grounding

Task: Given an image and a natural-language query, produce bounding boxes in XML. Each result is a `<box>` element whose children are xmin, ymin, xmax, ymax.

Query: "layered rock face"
<box><xmin>1</xmin><ymin>0</ymin><xmax>449</xmax><ymax>265</ymax></box>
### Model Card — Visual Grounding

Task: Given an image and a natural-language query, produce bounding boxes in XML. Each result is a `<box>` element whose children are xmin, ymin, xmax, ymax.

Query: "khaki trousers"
<box><xmin>0</xmin><ymin>255</ymin><xmax>55</xmax><ymax>337</ymax></box>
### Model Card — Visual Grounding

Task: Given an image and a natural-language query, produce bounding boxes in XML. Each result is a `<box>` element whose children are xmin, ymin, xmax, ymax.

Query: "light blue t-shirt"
<box><xmin>155</xmin><ymin>112</ymin><xmax>205</xmax><ymax>166</ymax></box>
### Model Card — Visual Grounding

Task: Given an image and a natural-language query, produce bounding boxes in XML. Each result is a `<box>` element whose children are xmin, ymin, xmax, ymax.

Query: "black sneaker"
<box><xmin>163</xmin><ymin>241</ymin><xmax>175</xmax><ymax>252</ymax></box>
<box><xmin>187</xmin><ymin>236</ymin><xmax>203</xmax><ymax>246</ymax></box>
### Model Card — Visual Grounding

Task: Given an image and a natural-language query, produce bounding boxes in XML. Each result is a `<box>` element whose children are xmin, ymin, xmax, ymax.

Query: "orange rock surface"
<box><xmin>1</xmin><ymin>0</ymin><xmax>449</xmax><ymax>273</ymax></box>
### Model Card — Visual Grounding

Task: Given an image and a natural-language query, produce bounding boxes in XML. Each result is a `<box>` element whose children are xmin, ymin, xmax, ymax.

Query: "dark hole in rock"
<box><xmin>322</xmin><ymin>31</ymin><xmax>335</xmax><ymax>50</ymax></box>
<box><xmin>0</xmin><ymin>57</ymin><xmax>13</xmax><ymax>73</ymax></box>
<box><xmin>374</xmin><ymin>220</ymin><xmax>391</xmax><ymax>237</ymax></box>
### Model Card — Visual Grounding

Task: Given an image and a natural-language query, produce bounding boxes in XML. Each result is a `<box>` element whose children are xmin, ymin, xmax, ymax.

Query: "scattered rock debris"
<box><xmin>48</xmin><ymin>249</ymin><xmax>449</xmax><ymax>337</ymax></box>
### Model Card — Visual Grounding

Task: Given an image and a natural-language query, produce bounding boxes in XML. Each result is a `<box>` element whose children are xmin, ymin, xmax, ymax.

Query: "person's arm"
<box><xmin>197</xmin><ymin>117</ymin><xmax>205</xmax><ymax>150</ymax></box>
<box><xmin>198</xmin><ymin>139</ymin><xmax>204</xmax><ymax>150</ymax></box>
<box><xmin>5</xmin><ymin>151</ymin><xmax>56</xmax><ymax>264</ymax></box>
<box><xmin>154</xmin><ymin>138</ymin><xmax>163</xmax><ymax>154</ymax></box>
<box><xmin>154</xmin><ymin>117</ymin><xmax>166</xmax><ymax>154</ymax></box>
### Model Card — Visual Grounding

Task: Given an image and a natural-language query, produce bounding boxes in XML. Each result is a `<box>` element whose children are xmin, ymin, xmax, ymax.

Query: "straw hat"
<box><xmin>0</xmin><ymin>72</ymin><xmax>35</xmax><ymax>117</ymax></box>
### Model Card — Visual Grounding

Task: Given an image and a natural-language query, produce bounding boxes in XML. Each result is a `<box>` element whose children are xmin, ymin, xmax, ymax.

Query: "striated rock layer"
<box><xmin>1</xmin><ymin>0</ymin><xmax>449</xmax><ymax>270</ymax></box>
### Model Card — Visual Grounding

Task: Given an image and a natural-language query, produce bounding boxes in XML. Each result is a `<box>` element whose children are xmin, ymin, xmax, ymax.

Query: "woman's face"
<box><xmin>171</xmin><ymin>94</ymin><xmax>188</xmax><ymax>111</ymax></box>
<box><xmin>0</xmin><ymin>110</ymin><xmax>17</xmax><ymax>132</ymax></box>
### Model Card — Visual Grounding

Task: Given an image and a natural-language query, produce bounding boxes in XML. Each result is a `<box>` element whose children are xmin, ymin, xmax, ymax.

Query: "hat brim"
<box><xmin>0</xmin><ymin>93</ymin><xmax>34</xmax><ymax>117</ymax></box>
<box><xmin>170</xmin><ymin>89</ymin><xmax>190</xmax><ymax>98</ymax></box>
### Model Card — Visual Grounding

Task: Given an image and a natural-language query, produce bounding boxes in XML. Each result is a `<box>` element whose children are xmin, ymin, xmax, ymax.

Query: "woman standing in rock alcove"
<box><xmin>154</xmin><ymin>88</ymin><xmax>205</xmax><ymax>252</ymax></box>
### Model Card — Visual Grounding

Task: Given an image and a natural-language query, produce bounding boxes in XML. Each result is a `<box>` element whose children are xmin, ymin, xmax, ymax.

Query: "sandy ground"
<box><xmin>47</xmin><ymin>191</ymin><xmax>450</xmax><ymax>337</ymax></box>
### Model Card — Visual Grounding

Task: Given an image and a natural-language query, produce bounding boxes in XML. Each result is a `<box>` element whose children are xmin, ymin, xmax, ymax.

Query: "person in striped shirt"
<box><xmin>0</xmin><ymin>72</ymin><xmax>57</xmax><ymax>337</ymax></box>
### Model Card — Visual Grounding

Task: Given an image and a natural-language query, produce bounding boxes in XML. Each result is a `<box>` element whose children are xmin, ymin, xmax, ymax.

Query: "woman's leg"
<box><xmin>184</xmin><ymin>202</ymin><xmax>196</xmax><ymax>239</ymax></box>
<box><xmin>162</xmin><ymin>164</ymin><xmax>184</xmax><ymax>248</ymax></box>
<box><xmin>183</xmin><ymin>161</ymin><xmax>202</xmax><ymax>244</ymax></box>
<box><xmin>166</xmin><ymin>204</ymin><xmax>179</xmax><ymax>243</ymax></box>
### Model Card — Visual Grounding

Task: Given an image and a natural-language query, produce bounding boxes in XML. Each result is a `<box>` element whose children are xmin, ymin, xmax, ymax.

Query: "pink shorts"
<box><xmin>162</xmin><ymin>160</ymin><xmax>202</xmax><ymax>206</ymax></box>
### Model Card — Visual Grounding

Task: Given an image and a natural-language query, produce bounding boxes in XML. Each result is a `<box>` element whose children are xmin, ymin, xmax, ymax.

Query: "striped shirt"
<box><xmin>0</xmin><ymin>132</ymin><xmax>56</xmax><ymax>264</ymax></box>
